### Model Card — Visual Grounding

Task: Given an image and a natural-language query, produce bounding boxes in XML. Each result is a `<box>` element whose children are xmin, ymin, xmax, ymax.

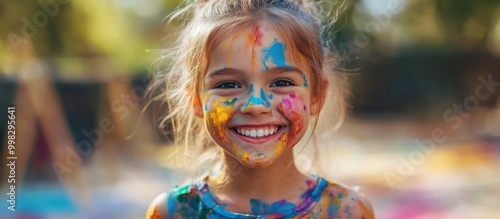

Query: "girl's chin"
<box><xmin>239</xmin><ymin>156</ymin><xmax>278</xmax><ymax>168</ymax></box>
<box><xmin>236</xmin><ymin>147</ymin><xmax>291</xmax><ymax>168</ymax></box>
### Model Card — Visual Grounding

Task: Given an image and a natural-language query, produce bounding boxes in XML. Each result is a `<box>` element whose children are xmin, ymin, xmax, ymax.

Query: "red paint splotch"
<box><xmin>245</xmin><ymin>24</ymin><xmax>263</xmax><ymax>71</ymax></box>
<box><xmin>306</xmin><ymin>179</ymin><xmax>314</xmax><ymax>188</ymax></box>
<box><xmin>277</xmin><ymin>96</ymin><xmax>305</xmax><ymax>142</ymax></box>
<box><xmin>252</xmin><ymin>24</ymin><xmax>263</xmax><ymax>46</ymax></box>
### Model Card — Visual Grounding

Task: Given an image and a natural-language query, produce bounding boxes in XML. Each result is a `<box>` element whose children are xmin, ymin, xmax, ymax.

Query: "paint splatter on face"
<box><xmin>244</xmin><ymin>24</ymin><xmax>263</xmax><ymax>71</ymax></box>
<box><xmin>261</xmin><ymin>38</ymin><xmax>291</xmax><ymax>70</ymax></box>
<box><xmin>277</xmin><ymin>94</ymin><xmax>307</xmax><ymax>143</ymax></box>
<box><xmin>243</xmin><ymin>87</ymin><xmax>272</xmax><ymax>109</ymax></box>
<box><xmin>207</xmin><ymin>98</ymin><xmax>237</xmax><ymax>143</ymax></box>
<box><xmin>251</xmin><ymin>25</ymin><xmax>263</xmax><ymax>46</ymax></box>
<box><xmin>204</xmin><ymin>22</ymin><xmax>313</xmax><ymax>168</ymax></box>
<box><xmin>224</xmin><ymin>98</ymin><xmax>237</xmax><ymax>105</ymax></box>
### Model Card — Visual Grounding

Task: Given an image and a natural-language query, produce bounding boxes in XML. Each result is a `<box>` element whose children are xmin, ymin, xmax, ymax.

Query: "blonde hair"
<box><xmin>146</xmin><ymin>0</ymin><xmax>349</xmax><ymax>177</ymax></box>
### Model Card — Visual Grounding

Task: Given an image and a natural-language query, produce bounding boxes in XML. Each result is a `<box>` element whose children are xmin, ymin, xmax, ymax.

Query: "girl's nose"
<box><xmin>240</xmin><ymin>100</ymin><xmax>272</xmax><ymax>116</ymax></box>
<box><xmin>240</xmin><ymin>92</ymin><xmax>272</xmax><ymax>116</ymax></box>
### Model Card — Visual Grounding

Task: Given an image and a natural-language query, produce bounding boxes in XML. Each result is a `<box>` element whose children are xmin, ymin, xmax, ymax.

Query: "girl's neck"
<box><xmin>207</xmin><ymin>150</ymin><xmax>312</xmax><ymax>205</ymax></box>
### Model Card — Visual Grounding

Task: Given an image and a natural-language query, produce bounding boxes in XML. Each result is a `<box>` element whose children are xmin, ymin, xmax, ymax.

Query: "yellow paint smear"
<box><xmin>208</xmin><ymin>98</ymin><xmax>234</xmax><ymax>142</ymax></box>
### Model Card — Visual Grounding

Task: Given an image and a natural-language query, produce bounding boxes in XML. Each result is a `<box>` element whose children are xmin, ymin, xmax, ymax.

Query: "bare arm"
<box><xmin>146</xmin><ymin>193</ymin><xmax>169</xmax><ymax>219</ymax></box>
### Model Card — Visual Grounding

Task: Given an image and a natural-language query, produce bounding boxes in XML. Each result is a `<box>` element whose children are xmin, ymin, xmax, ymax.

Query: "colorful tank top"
<box><xmin>165</xmin><ymin>176</ymin><xmax>374</xmax><ymax>219</ymax></box>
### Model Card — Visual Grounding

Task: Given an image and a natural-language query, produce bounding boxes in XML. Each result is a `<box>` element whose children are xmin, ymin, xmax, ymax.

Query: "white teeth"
<box><xmin>257</xmin><ymin>129</ymin><xmax>264</xmax><ymax>137</ymax></box>
<box><xmin>250</xmin><ymin>130</ymin><xmax>257</xmax><ymax>137</ymax></box>
<box><xmin>235</xmin><ymin>126</ymin><xmax>281</xmax><ymax>138</ymax></box>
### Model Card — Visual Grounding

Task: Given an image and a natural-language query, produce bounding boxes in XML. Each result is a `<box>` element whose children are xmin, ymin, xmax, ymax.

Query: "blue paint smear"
<box><xmin>248</xmin><ymin>84</ymin><xmax>254</xmax><ymax>94</ymax></box>
<box><xmin>246</xmin><ymin>96</ymin><xmax>266</xmax><ymax>108</ymax></box>
<box><xmin>204</xmin><ymin>104</ymin><xmax>208</xmax><ymax>111</ymax></box>
<box><xmin>250</xmin><ymin>199</ymin><xmax>295</xmax><ymax>214</ymax></box>
<box><xmin>244</xmin><ymin>88</ymin><xmax>271</xmax><ymax>109</ymax></box>
<box><xmin>300</xmin><ymin>187</ymin><xmax>316</xmax><ymax>199</ymax></box>
<box><xmin>250</xmin><ymin>199</ymin><xmax>270</xmax><ymax>214</ymax></box>
<box><xmin>328</xmin><ymin>205</ymin><xmax>339</xmax><ymax>216</ymax></box>
<box><xmin>270</xmin><ymin>200</ymin><xmax>295</xmax><ymax>213</ymax></box>
<box><xmin>303</xmin><ymin>75</ymin><xmax>309</xmax><ymax>87</ymax></box>
<box><xmin>261</xmin><ymin>38</ymin><xmax>291</xmax><ymax>70</ymax></box>
<box><xmin>260</xmin><ymin>88</ymin><xmax>271</xmax><ymax>107</ymax></box>
<box><xmin>268</xmin><ymin>93</ymin><xmax>274</xmax><ymax>99</ymax></box>
<box><xmin>167</xmin><ymin>192</ymin><xmax>178</xmax><ymax>217</ymax></box>
<box><xmin>167</xmin><ymin>184</ymin><xmax>201</xmax><ymax>218</ymax></box>
<box><xmin>224</xmin><ymin>98</ymin><xmax>237</xmax><ymax>106</ymax></box>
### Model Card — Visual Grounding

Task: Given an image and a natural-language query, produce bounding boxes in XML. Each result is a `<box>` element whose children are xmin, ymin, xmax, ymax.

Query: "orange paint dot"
<box><xmin>243</xmin><ymin>153</ymin><xmax>250</xmax><ymax>161</ymax></box>
<box><xmin>146</xmin><ymin>206</ymin><xmax>162</xmax><ymax>219</ymax></box>
<box><xmin>357</xmin><ymin>200</ymin><xmax>374</xmax><ymax>219</ymax></box>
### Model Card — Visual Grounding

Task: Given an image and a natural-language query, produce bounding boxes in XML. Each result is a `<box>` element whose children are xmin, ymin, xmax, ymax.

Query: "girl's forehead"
<box><xmin>219</xmin><ymin>23</ymin><xmax>285</xmax><ymax>49</ymax></box>
<box><xmin>215</xmin><ymin>24</ymin><xmax>305</xmax><ymax>62</ymax></box>
<box><xmin>207</xmin><ymin>22</ymin><xmax>309</xmax><ymax>76</ymax></box>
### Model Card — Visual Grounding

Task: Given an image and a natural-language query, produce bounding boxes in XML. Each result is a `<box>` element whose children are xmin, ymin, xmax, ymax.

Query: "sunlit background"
<box><xmin>1</xmin><ymin>0</ymin><xmax>499</xmax><ymax>218</ymax></box>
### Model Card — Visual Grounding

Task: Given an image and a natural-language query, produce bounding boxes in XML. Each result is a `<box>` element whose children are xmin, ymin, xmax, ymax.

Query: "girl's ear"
<box><xmin>192</xmin><ymin>95</ymin><xmax>204</xmax><ymax>118</ymax></box>
<box><xmin>310</xmin><ymin>79</ymin><xmax>328</xmax><ymax>116</ymax></box>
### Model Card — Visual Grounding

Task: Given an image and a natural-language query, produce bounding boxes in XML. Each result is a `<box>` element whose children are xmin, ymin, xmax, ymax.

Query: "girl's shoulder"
<box><xmin>146</xmin><ymin>182</ymin><xmax>202</xmax><ymax>219</ymax></box>
<box><xmin>313</xmin><ymin>180</ymin><xmax>375</xmax><ymax>219</ymax></box>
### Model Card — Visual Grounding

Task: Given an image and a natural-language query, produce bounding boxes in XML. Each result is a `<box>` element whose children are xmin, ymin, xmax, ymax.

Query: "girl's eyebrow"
<box><xmin>207</xmin><ymin>66</ymin><xmax>304</xmax><ymax>77</ymax></box>
<box><xmin>207</xmin><ymin>68</ymin><xmax>240</xmax><ymax>77</ymax></box>
<box><xmin>268</xmin><ymin>66</ymin><xmax>304</xmax><ymax>76</ymax></box>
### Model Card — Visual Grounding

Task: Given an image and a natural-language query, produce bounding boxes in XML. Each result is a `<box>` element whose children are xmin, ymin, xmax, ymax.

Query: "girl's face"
<box><xmin>196</xmin><ymin>22</ymin><xmax>320</xmax><ymax>167</ymax></box>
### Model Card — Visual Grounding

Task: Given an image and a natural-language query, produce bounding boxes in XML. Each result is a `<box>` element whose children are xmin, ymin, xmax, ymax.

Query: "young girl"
<box><xmin>146</xmin><ymin>0</ymin><xmax>374</xmax><ymax>218</ymax></box>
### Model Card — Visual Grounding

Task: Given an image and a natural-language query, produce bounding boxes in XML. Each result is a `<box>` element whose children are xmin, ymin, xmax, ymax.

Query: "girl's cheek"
<box><xmin>277</xmin><ymin>93</ymin><xmax>308</xmax><ymax>143</ymax></box>
<box><xmin>206</xmin><ymin>97</ymin><xmax>238</xmax><ymax>142</ymax></box>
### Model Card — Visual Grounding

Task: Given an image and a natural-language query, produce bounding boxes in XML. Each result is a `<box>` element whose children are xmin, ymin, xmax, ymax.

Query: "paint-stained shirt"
<box><xmin>163</xmin><ymin>176</ymin><xmax>374</xmax><ymax>219</ymax></box>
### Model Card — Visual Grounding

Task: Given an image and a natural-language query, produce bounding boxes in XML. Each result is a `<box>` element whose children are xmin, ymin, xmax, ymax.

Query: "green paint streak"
<box><xmin>224</xmin><ymin>98</ymin><xmax>237</xmax><ymax>106</ymax></box>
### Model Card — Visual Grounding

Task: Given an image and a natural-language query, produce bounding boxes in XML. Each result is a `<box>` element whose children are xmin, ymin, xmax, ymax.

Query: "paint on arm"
<box><xmin>164</xmin><ymin>184</ymin><xmax>203</xmax><ymax>218</ymax></box>
<box><xmin>321</xmin><ymin>184</ymin><xmax>375</xmax><ymax>219</ymax></box>
<box><xmin>146</xmin><ymin>193</ymin><xmax>168</xmax><ymax>219</ymax></box>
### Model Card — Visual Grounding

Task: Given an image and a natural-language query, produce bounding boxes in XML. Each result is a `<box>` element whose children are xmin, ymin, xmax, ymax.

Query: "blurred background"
<box><xmin>0</xmin><ymin>0</ymin><xmax>499</xmax><ymax>218</ymax></box>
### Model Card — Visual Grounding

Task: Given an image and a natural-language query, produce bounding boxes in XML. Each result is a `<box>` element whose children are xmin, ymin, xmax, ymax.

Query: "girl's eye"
<box><xmin>215</xmin><ymin>81</ymin><xmax>241</xmax><ymax>89</ymax></box>
<box><xmin>271</xmin><ymin>79</ymin><xmax>295</xmax><ymax>87</ymax></box>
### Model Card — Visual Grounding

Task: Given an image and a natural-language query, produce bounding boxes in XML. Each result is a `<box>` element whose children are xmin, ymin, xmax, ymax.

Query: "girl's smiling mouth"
<box><xmin>229</xmin><ymin>124</ymin><xmax>286</xmax><ymax>144</ymax></box>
